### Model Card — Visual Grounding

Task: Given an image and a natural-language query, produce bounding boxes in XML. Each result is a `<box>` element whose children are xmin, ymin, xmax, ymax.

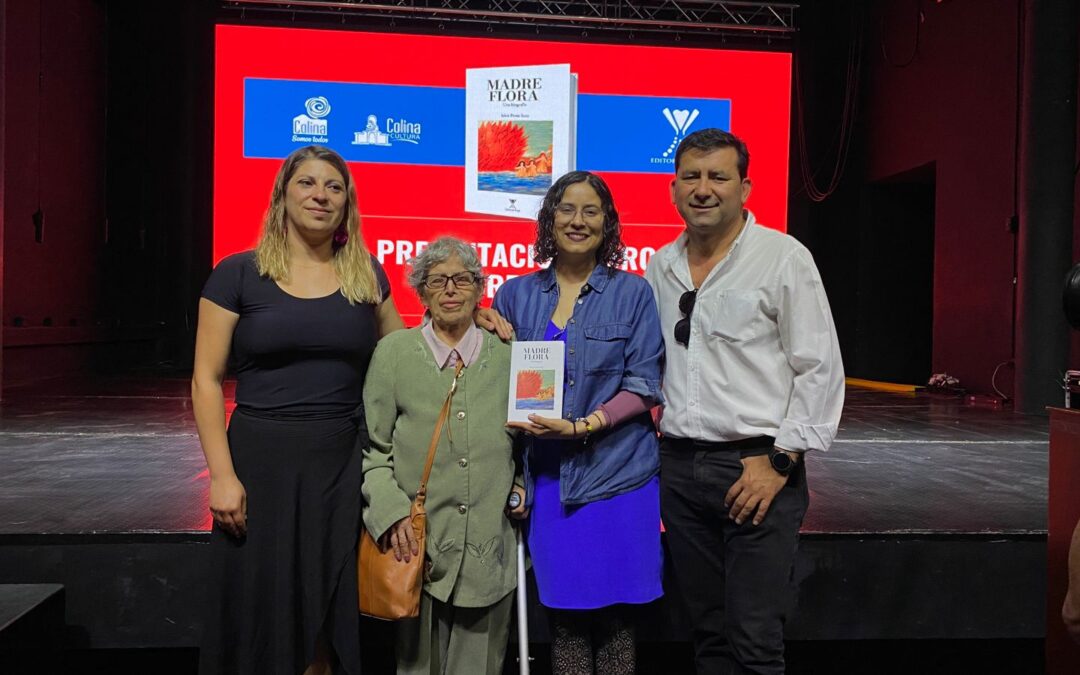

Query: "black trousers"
<box><xmin>660</xmin><ymin>437</ymin><xmax>809</xmax><ymax>675</ymax></box>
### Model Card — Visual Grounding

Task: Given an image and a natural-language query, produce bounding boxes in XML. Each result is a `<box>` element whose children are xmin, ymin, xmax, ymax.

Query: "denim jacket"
<box><xmin>493</xmin><ymin>265</ymin><xmax>665</xmax><ymax>506</ymax></box>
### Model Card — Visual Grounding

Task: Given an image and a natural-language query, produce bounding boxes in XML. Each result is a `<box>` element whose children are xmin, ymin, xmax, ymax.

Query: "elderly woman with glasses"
<box><xmin>493</xmin><ymin>171</ymin><xmax>665</xmax><ymax>675</ymax></box>
<box><xmin>361</xmin><ymin>236</ymin><xmax>526</xmax><ymax>675</ymax></box>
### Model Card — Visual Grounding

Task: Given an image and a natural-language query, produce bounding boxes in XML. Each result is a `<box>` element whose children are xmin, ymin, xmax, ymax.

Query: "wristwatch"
<box><xmin>769</xmin><ymin>448</ymin><xmax>797</xmax><ymax>476</ymax></box>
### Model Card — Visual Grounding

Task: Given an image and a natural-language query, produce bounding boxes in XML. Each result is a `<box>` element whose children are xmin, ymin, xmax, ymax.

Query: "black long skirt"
<box><xmin>200</xmin><ymin>408</ymin><xmax>364</xmax><ymax>674</ymax></box>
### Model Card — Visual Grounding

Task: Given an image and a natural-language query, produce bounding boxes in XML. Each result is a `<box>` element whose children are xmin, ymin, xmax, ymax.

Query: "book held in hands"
<box><xmin>508</xmin><ymin>341</ymin><xmax>565</xmax><ymax>423</ymax></box>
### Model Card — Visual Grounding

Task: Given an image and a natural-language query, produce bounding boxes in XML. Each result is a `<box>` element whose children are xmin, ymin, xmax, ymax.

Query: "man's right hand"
<box><xmin>724</xmin><ymin>454</ymin><xmax>788</xmax><ymax>526</ymax></box>
<box><xmin>380</xmin><ymin>515</ymin><xmax>420</xmax><ymax>562</ymax></box>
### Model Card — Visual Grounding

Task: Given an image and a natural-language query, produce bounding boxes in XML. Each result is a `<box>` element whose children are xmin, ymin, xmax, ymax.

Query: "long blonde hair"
<box><xmin>254</xmin><ymin>145</ymin><xmax>380</xmax><ymax>304</ymax></box>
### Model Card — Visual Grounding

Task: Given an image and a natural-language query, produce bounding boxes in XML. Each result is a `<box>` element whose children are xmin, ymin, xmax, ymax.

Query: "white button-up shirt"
<box><xmin>644</xmin><ymin>211</ymin><xmax>845</xmax><ymax>453</ymax></box>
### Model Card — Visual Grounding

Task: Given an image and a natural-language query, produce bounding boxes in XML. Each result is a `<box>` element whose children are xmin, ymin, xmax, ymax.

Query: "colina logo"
<box><xmin>305</xmin><ymin>97</ymin><xmax>331</xmax><ymax>119</ymax></box>
<box><xmin>661</xmin><ymin>107</ymin><xmax>700</xmax><ymax>158</ymax></box>
<box><xmin>351</xmin><ymin>114</ymin><xmax>423</xmax><ymax>147</ymax></box>
<box><xmin>293</xmin><ymin>96</ymin><xmax>330</xmax><ymax>141</ymax></box>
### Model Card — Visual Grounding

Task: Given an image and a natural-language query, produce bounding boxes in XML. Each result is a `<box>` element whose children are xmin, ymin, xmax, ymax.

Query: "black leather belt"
<box><xmin>661</xmin><ymin>435</ymin><xmax>775</xmax><ymax>456</ymax></box>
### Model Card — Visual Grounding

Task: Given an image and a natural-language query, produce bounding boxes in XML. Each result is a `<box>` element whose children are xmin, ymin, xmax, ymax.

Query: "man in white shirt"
<box><xmin>645</xmin><ymin>128</ymin><xmax>844</xmax><ymax>674</ymax></box>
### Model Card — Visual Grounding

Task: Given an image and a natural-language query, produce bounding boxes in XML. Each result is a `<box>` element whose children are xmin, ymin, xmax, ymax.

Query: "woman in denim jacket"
<box><xmin>494</xmin><ymin>171</ymin><xmax>665</xmax><ymax>675</ymax></box>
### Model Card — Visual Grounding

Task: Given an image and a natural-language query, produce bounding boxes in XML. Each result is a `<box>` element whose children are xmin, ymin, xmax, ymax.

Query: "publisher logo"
<box><xmin>645</xmin><ymin>107</ymin><xmax>701</xmax><ymax>165</ymax></box>
<box><xmin>658</xmin><ymin>107</ymin><xmax>700</xmax><ymax>161</ymax></box>
<box><xmin>292</xmin><ymin>96</ymin><xmax>330</xmax><ymax>143</ymax></box>
<box><xmin>505</xmin><ymin>198</ymin><xmax>520</xmax><ymax>213</ymax></box>
<box><xmin>352</xmin><ymin>114</ymin><xmax>422</xmax><ymax>147</ymax></box>
<box><xmin>665</xmin><ymin>108</ymin><xmax>699</xmax><ymax>136</ymax></box>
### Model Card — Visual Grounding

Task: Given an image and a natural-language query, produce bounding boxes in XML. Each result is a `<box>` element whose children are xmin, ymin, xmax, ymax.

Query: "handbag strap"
<box><xmin>414</xmin><ymin>360</ymin><xmax>465</xmax><ymax>507</ymax></box>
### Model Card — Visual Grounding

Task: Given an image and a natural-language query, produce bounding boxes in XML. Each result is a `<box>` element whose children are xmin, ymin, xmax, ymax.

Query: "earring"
<box><xmin>333</xmin><ymin>225</ymin><xmax>349</xmax><ymax>247</ymax></box>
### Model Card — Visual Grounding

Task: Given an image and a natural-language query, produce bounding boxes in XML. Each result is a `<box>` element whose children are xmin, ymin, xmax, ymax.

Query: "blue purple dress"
<box><xmin>527</xmin><ymin>320</ymin><xmax>663</xmax><ymax>610</ymax></box>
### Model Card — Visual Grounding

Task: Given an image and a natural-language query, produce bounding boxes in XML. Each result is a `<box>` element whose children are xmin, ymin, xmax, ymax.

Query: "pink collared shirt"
<box><xmin>421</xmin><ymin>320</ymin><xmax>483</xmax><ymax>369</ymax></box>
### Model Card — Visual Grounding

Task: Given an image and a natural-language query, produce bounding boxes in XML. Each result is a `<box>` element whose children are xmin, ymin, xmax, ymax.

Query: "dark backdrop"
<box><xmin>3</xmin><ymin>0</ymin><xmax>1079</xmax><ymax>395</ymax></box>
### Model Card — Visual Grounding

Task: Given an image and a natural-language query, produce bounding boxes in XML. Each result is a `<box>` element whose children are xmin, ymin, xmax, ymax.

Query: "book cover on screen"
<box><xmin>465</xmin><ymin>64</ymin><xmax>577</xmax><ymax>220</ymax></box>
<box><xmin>508</xmin><ymin>341</ymin><xmax>565</xmax><ymax>423</ymax></box>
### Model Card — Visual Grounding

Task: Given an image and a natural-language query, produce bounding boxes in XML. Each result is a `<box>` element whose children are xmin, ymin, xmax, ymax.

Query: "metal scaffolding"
<box><xmin>222</xmin><ymin>0</ymin><xmax>798</xmax><ymax>41</ymax></box>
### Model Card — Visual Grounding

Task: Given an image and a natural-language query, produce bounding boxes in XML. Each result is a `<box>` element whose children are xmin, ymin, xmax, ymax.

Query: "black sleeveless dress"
<box><xmin>199</xmin><ymin>251</ymin><xmax>389</xmax><ymax>675</ymax></box>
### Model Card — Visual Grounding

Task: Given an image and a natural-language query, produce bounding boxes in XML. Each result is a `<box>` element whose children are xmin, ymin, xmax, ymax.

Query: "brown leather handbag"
<box><xmin>358</xmin><ymin>361</ymin><xmax>463</xmax><ymax>620</ymax></box>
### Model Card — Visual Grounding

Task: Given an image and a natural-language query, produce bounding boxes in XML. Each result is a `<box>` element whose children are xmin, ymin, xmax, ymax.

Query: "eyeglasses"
<box><xmin>555</xmin><ymin>203</ymin><xmax>603</xmax><ymax>220</ymax></box>
<box><xmin>673</xmin><ymin>289</ymin><xmax>697</xmax><ymax>347</ymax></box>
<box><xmin>424</xmin><ymin>272</ymin><xmax>479</xmax><ymax>290</ymax></box>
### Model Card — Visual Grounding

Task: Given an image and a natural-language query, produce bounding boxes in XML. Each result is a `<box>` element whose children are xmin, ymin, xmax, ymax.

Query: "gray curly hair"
<box><xmin>406</xmin><ymin>237</ymin><xmax>485</xmax><ymax>297</ymax></box>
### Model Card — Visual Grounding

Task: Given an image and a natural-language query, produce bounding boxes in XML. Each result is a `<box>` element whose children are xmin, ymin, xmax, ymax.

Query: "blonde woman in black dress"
<box><xmin>193</xmin><ymin>145</ymin><xmax>404</xmax><ymax>675</ymax></box>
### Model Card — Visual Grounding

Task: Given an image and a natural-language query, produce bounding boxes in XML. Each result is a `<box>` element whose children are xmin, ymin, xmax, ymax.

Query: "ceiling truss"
<box><xmin>222</xmin><ymin>0</ymin><xmax>798</xmax><ymax>42</ymax></box>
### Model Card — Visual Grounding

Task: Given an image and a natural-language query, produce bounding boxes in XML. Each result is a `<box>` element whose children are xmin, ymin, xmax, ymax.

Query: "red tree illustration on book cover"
<box><xmin>515</xmin><ymin>369</ymin><xmax>556</xmax><ymax>410</ymax></box>
<box><xmin>477</xmin><ymin>120</ymin><xmax>554</xmax><ymax>196</ymax></box>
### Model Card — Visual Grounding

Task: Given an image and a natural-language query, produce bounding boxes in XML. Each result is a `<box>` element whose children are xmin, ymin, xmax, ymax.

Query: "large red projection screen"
<box><xmin>214</xmin><ymin>25</ymin><xmax>792</xmax><ymax>322</ymax></box>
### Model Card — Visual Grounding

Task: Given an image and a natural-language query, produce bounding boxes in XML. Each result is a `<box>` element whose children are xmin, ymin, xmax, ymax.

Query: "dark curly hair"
<box><xmin>533</xmin><ymin>171</ymin><xmax>626</xmax><ymax>268</ymax></box>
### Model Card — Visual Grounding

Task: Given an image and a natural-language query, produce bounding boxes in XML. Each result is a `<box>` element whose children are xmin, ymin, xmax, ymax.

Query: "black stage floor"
<box><xmin>0</xmin><ymin>378</ymin><xmax>1047</xmax><ymax>536</ymax></box>
<box><xmin>0</xmin><ymin>376</ymin><xmax>1050</xmax><ymax>670</ymax></box>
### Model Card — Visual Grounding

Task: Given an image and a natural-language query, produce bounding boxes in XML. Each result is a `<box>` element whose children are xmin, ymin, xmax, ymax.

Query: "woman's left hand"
<box><xmin>506</xmin><ymin>484</ymin><xmax>529</xmax><ymax>520</ymax></box>
<box><xmin>507</xmin><ymin>414</ymin><xmax>579</xmax><ymax>439</ymax></box>
<box><xmin>475</xmin><ymin>306</ymin><xmax>514</xmax><ymax>341</ymax></box>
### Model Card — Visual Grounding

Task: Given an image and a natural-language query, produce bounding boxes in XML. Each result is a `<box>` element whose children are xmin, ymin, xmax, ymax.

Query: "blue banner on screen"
<box><xmin>243</xmin><ymin>79</ymin><xmax>464</xmax><ymax>165</ymax></box>
<box><xmin>575</xmin><ymin>94</ymin><xmax>731</xmax><ymax>173</ymax></box>
<box><xmin>243</xmin><ymin>78</ymin><xmax>729</xmax><ymax>174</ymax></box>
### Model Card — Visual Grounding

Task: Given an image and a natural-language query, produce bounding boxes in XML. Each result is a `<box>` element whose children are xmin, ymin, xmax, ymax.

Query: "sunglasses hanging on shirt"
<box><xmin>674</xmin><ymin>289</ymin><xmax>697</xmax><ymax>346</ymax></box>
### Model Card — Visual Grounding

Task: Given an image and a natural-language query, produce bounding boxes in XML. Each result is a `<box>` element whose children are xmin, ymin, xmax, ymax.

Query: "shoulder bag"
<box><xmin>358</xmin><ymin>361</ymin><xmax>464</xmax><ymax>620</ymax></box>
